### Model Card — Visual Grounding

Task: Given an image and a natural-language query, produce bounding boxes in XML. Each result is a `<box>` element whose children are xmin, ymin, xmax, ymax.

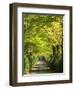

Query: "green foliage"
<box><xmin>24</xmin><ymin>56</ymin><xmax>30</xmax><ymax>74</ymax></box>
<box><xmin>24</xmin><ymin>14</ymin><xmax>63</xmax><ymax>73</ymax></box>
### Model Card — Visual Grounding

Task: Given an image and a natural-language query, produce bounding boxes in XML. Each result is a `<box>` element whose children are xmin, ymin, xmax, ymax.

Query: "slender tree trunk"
<box><xmin>29</xmin><ymin>52</ymin><xmax>32</xmax><ymax>73</ymax></box>
<box><xmin>52</xmin><ymin>45</ymin><xmax>55</xmax><ymax>55</ymax></box>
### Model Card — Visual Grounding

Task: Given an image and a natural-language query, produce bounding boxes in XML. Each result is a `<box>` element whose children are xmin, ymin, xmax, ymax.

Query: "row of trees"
<box><xmin>24</xmin><ymin>14</ymin><xmax>63</xmax><ymax>74</ymax></box>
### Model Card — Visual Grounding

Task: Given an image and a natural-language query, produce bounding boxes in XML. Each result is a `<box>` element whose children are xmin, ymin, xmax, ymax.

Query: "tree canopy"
<box><xmin>24</xmin><ymin>14</ymin><xmax>63</xmax><ymax>74</ymax></box>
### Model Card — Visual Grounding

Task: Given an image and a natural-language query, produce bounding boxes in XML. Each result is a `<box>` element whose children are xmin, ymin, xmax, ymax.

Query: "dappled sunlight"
<box><xmin>24</xmin><ymin>14</ymin><xmax>63</xmax><ymax>74</ymax></box>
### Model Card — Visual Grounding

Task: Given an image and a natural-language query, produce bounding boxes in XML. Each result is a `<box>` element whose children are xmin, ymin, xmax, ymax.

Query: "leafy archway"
<box><xmin>24</xmin><ymin>14</ymin><xmax>63</xmax><ymax>74</ymax></box>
